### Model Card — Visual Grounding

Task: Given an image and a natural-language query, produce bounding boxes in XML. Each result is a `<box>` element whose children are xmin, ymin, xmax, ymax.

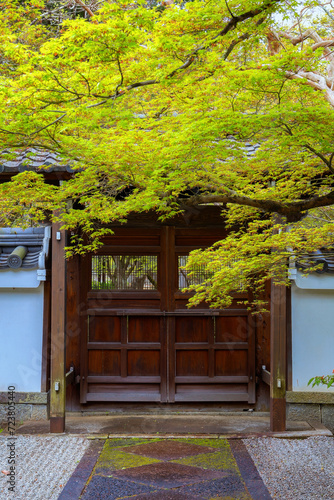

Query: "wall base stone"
<box><xmin>286</xmin><ymin>392</ymin><xmax>334</xmax><ymax>433</ymax></box>
<box><xmin>0</xmin><ymin>392</ymin><xmax>49</xmax><ymax>424</ymax></box>
<box><xmin>287</xmin><ymin>403</ymin><xmax>321</xmax><ymax>422</ymax></box>
<box><xmin>322</xmin><ymin>404</ymin><xmax>334</xmax><ymax>433</ymax></box>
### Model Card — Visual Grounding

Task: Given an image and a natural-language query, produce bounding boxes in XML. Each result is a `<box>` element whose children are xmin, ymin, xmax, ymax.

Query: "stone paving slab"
<box><xmin>79</xmin><ymin>437</ymin><xmax>269</xmax><ymax>500</ymax></box>
<box><xmin>81</xmin><ymin>476</ymin><xmax>157</xmax><ymax>499</ymax></box>
<box><xmin>229</xmin><ymin>440</ymin><xmax>272</xmax><ymax>500</ymax></box>
<box><xmin>128</xmin><ymin>490</ymin><xmax>204</xmax><ymax>499</ymax></box>
<box><xmin>113</xmin><ymin>462</ymin><xmax>226</xmax><ymax>488</ymax></box>
<box><xmin>122</xmin><ymin>440</ymin><xmax>217</xmax><ymax>460</ymax></box>
<box><xmin>58</xmin><ymin>440</ymin><xmax>104</xmax><ymax>500</ymax></box>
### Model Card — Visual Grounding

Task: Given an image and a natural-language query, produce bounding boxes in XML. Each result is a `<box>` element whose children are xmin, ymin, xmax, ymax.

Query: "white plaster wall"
<box><xmin>0</xmin><ymin>281</ymin><xmax>44</xmax><ymax>392</ymax></box>
<box><xmin>291</xmin><ymin>280</ymin><xmax>334</xmax><ymax>391</ymax></box>
<box><xmin>0</xmin><ymin>269</ymin><xmax>40</xmax><ymax>288</ymax></box>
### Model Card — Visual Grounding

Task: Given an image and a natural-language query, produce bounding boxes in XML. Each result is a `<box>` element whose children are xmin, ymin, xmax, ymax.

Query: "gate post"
<box><xmin>270</xmin><ymin>281</ymin><xmax>287</xmax><ymax>432</ymax></box>
<box><xmin>50</xmin><ymin>221</ymin><xmax>66</xmax><ymax>433</ymax></box>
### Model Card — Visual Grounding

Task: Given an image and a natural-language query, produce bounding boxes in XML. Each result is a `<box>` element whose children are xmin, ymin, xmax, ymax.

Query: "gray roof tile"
<box><xmin>0</xmin><ymin>227</ymin><xmax>51</xmax><ymax>270</ymax></box>
<box><xmin>297</xmin><ymin>250</ymin><xmax>334</xmax><ymax>274</ymax></box>
<box><xmin>0</xmin><ymin>148</ymin><xmax>73</xmax><ymax>173</ymax></box>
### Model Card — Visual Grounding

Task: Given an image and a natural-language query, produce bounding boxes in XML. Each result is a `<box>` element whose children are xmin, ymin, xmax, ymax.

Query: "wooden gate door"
<box><xmin>80</xmin><ymin>226</ymin><xmax>255</xmax><ymax>404</ymax></box>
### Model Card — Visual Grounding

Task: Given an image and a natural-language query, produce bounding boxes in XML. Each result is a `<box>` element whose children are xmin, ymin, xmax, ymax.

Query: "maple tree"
<box><xmin>1</xmin><ymin>0</ymin><xmax>334</xmax><ymax>307</ymax></box>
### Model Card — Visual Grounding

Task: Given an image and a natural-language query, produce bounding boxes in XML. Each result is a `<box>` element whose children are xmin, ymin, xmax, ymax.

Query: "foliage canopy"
<box><xmin>1</xmin><ymin>0</ymin><xmax>334</xmax><ymax>307</ymax></box>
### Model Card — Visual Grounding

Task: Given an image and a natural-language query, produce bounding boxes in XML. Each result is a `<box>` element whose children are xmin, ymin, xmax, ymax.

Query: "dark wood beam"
<box><xmin>270</xmin><ymin>281</ymin><xmax>287</xmax><ymax>432</ymax></box>
<box><xmin>50</xmin><ymin>222</ymin><xmax>66</xmax><ymax>433</ymax></box>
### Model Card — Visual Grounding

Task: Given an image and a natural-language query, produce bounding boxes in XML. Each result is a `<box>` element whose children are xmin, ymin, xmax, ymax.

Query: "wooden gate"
<box><xmin>80</xmin><ymin>226</ymin><xmax>255</xmax><ymax>404</ymax></box>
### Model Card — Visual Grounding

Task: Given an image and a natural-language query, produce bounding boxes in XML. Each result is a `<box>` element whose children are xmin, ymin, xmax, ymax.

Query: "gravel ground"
<box><xmin>0</xmin><ymin>435</ymin><xmax>89</xmax><ymax>500</ymax></box>
<box><xmin>244</xmin><ymin>436</ymin><xmax>334</xmax><ymax>500</ymax></box>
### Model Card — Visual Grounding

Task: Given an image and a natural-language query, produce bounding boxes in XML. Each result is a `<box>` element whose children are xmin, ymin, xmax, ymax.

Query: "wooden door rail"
<box><xmin>87</xmin><ymin>375</ymin><xmax>161</xmax><ymax>383</ymax></box>
<box><xmin>87</xmin><ymin>342</ymin><xmax>161</xmax><ymax>350</ymax></box>
<box><xmin>175</xmin><ymin>342</ymin><xmax>248</xmax><ymax>350</ymax></box>
<box><xmin>262</xmin><ymin>367</ymin><xmax>271</xmax><ymax>386</ymax></box>
<box><xmin>174</xmin><ymin>393</ymin><xmax>249</xmax><ymax>402</ymax></box>
<box><xmin>65</xmin><ymin>366</ymin><xmax>75</xmax><ymax>386</ymax></box>
<box><xmin>87</xmin><ymin>308</ymin><xmax>248</xmax><ymax>316</ymax></box>
<box><xmin>174</xmin><ymin>376</ymin><xmax>249</xmax><ymax>383</ymax></box>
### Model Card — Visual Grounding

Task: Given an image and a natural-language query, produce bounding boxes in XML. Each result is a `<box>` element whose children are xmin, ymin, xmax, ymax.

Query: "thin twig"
<box><xmin>29</xmin><ymin>113</ymin><xmax>67</xmax><ymax>137</ymax></box>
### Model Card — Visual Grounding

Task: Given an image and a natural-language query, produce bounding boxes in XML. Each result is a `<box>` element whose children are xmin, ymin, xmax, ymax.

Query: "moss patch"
<box><xmin>172</xmin><ymin>450</ymin><xmax>239</xmax><ymax>473</ymax></box>
<box><xmin>105</xmin><ymin>438</ymin><xmax>161</xmax><ymax>449</ymax></box>
<box><xmin>96</xmin><ymin>448</ymin><xmax>161</xmax><ymax>472</ymax></box>
<box><xmin>175</xmin><ymin>437</ymin><xmax>231</xmax><ymax>450</ymax></box>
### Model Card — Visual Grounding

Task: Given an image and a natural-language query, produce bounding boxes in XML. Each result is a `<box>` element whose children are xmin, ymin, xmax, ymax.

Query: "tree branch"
<box><xmin>303</xmin><ymin>144</ymin><xmax>334</xmax><ymax>173</ymax></box>
<box><xmin>115</xmin><ymin>57</ymin><xmax>124</xmax><ymax>95</ymax></box>
<box><xmin>29</xmin><ymin>113</ymin><xmax>67</xmax><ymax>137</ymax></box>
<box><xmin>224</xmin><ymin>32</ymin><xmax>250</xmax><ymax>60</ymax></box>
<box><xmin>29</xmin><ymin>0</ymin><xmax>282</xmax><ymax>114</ymax></box>
<box><xmin>224</xmin><ymin>17</ymin><xmax>266</xmax><ymax>60</ymax></box>
<box><xmin>78</xmin><ymin>0</ymin><xmax>283</xmax><ymax>107</ymax></box>
<box><xmin>278</xmin><ymin>29</ymin><xmax>334</xmax><ymax>60</ymax></box>
<box><xmin>285</xmin><ymin>70</ymin><xmax>334</xmax><ymax>107</ymax></box>
<box><xmin>312</xmin><ymin>40</ymin><xmax>334</xmax><ymax>50</ymax></box>
<box><xmin>74</xmin><ymin>0</ymin><xmax>94</xmax><ymax>18</ymax></box>
<box><xmin>225</xmin><ymin>0</ymin><xmax>237</xmax><ymax>19</ymax></box>
<box><xmin>179</xmin><ymin>187</ymin><xmax>334</xmax><ymax>218</ymax></box>
<box><xmin>169</xmin><ymin>0</ymin><xmax>281</xmax><ymax>78</ymax></box>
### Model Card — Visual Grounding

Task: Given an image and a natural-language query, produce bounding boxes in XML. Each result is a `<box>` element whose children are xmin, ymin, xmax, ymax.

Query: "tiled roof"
<box><xmin>297</xmin><ymin>250</ymin><xmax>334</xmax><ymax>274</ymax></box>
<box><xmin>0</xmin><ymin>227</ymin><xmax>51</xmax><ymax>270</ymax></box>
<box><xmin>0</xmin><ymin>148</ymin><xmax>73</xmax><ymax>173</ymax></box>
<box><xmin>225</xmin><ymin>136</ymin><xmax>261</xmax><ymax>157</ymax></box>
<box><xmin>0</xmin><ymin>249</ymin><xmax>42</xmax><ymax>269</ymax></box>
<box><xmin>0</xmin><ymin>139</ymin><xmax>260</xmax><ymax>174</ymax></box>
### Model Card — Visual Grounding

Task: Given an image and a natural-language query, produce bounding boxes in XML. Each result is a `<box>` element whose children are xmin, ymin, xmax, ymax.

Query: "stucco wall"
<box><xmin>0</xmin><ymin>276</ymin><xmax>44</xmax><ymax>392</ymax></box>
<box><xmin>291</xmin><ymin>277</ymin><xmax>334</xmax><ymax>392</ymax></box>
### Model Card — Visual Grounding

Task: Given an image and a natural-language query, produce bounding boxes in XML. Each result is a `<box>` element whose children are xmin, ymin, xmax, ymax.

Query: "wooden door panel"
<box><xmin>127</xmin><ymin>350</ymin><xmax>160</xmax><ymax>376</ymax></box>
<box><xmin>87</xmin><ymin>351</ymin><xmax>104</xmax><ymax>376</ymax></box>
<box><xmin>176</xmin><ymin>351</ymin><xmax>209</xmax><ymax>377</ymax></box>
<box><xmin>215</xmin><ymin>350</ymin><xmax>248</xmax><ymax>376</ymax></box>
<box><xmin>175</xmin><ymin>317</ymin><xmax>210</xmax><ymax>343</ymax></box>
<box><xmin>175</xmin><ymin>384</ymin><xmax>249</xmax><ymax>402</ymax></box>
<box><xmin>86</xmin><ymin>383</ymin><xmax>161</xmax><ymax>402</ymax></box>
<box><xmin>89</xmin><ymin>316</ymin><xmax>121</xmax><ymax>342</ymax></box>
<box><xmin>128</xmin><ymin>316</ymin><xmax>160</xmax><ymax>343</ymax></box>
<box><xmin>216</xmin><ymin>317</ymin><xmax>248</xmax><ymax>342</ymax></box>
<box><xmin>103</xmin><ymin>351</ymin><xmax>122</xmax><ymax>376</ymax></box>
<box><xmin>171</xmin><ymin>312</ymin><xmax>253</xmax><ymax>402</ymax></box>
<box><xmin>83</xmin><ymin>312</ymin><xmax>166</xmax><ymax>403</ymax></box>
<box><xmin>88</xmin><ymin>350</ymin><xmax>121</xmax><ymax>376</ymax></box>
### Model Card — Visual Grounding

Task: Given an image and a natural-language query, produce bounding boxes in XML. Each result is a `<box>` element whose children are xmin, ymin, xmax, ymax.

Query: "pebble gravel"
<box><xmin>0</xmin><ymin>435</ymin><xmax>89</xmax><ymax>500</ymax></box>
<box><xmin>244</xmin><ymin>436</ymin><xmax>334</xmax><ymax>500</ymax></box>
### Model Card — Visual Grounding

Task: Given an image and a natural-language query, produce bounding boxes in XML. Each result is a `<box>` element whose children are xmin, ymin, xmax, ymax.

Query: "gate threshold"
<box><xmin>11</xmin><ymin>413</ymin><xmax>331</xmax><ymax>438</ymax></box>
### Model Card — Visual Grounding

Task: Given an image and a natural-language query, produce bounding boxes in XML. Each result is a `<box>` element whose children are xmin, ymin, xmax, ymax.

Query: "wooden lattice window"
<box><xmin>92</xmin><ymin>255</ymin><xmax>158</xmax><ymax>290</ymax></box>
<box><xmin>178</xmin><ymin>255</ymin><xmax>212</xmax><ymax>288</ymax></box>
<box><xmin>178</xmin><ymin>255</ymin><xmax>244</xmax><ymax>291</ymax></box>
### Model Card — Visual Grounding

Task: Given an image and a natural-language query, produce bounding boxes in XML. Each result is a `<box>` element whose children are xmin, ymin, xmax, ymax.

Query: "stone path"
<box><xmin>61</xmin><ymin>438</ymin><xmax>272</xmax><ymax>500</ymax></box>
